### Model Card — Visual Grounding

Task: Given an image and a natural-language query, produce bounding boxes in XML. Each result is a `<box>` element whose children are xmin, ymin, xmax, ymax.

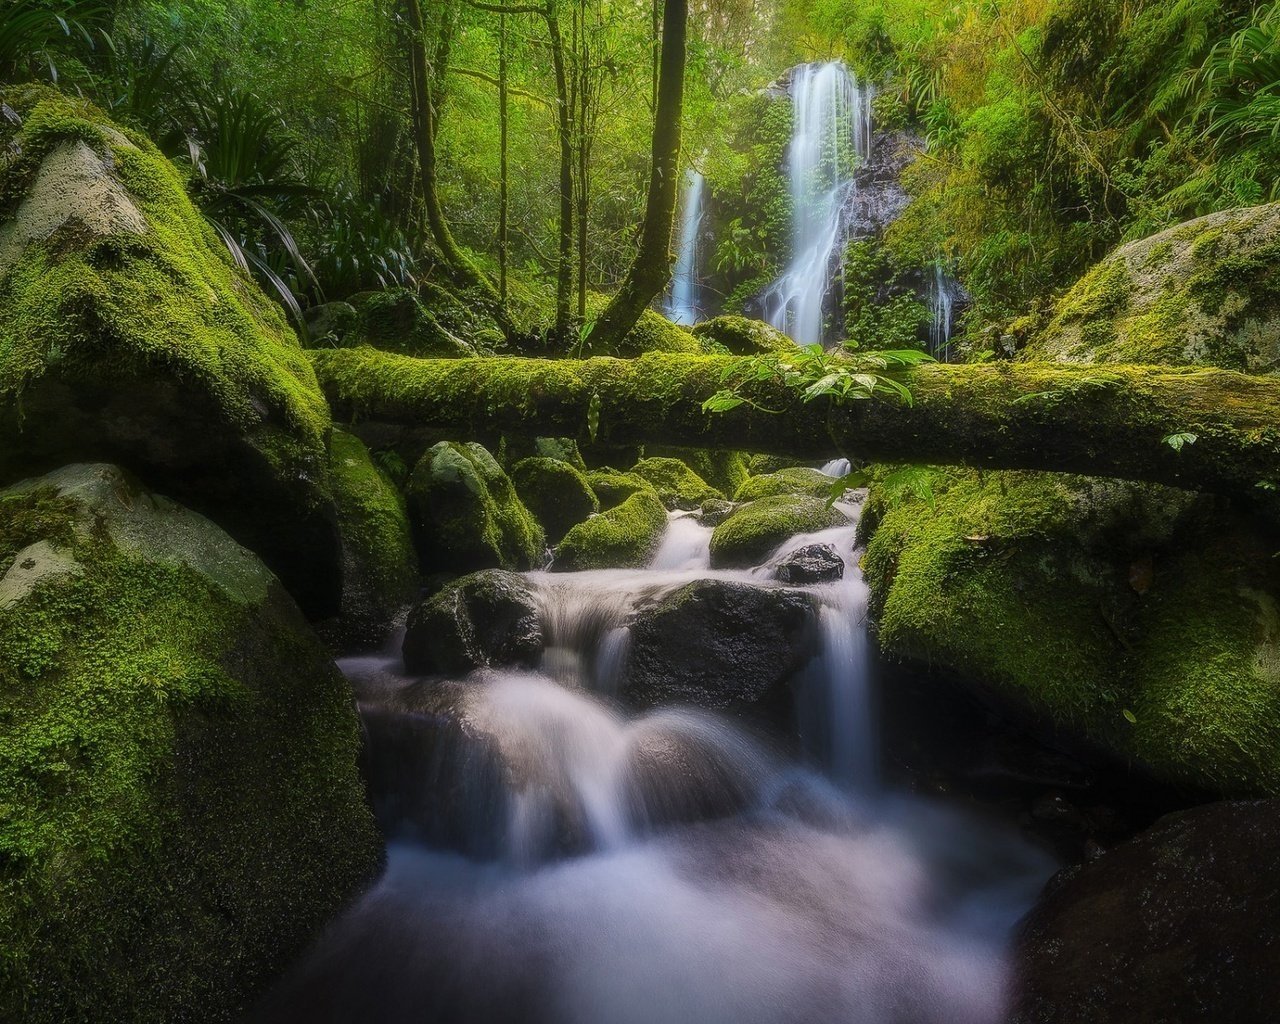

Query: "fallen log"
<box><xmin>310</xmin><ymin>348</ymin><xmax>1280</xmax><ymax>499</ymax></box>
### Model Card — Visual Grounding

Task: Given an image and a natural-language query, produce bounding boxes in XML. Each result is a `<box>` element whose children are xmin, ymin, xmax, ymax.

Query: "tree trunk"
<box><xmin>583</xmin><ymin>0</ymin><xmax>686</xmax><ymax>351</ymax></box>
<box><xmin>545</xmin><ymin>0</ymin><xmax>575</xmax><ymax>340</ymax></box>
<box><xmin>404</xmin><ymin>0</ymin><xmax>500</xmax><ymax>303</ymax></box>
<box><xmin>575</xmin><ymin>3</ymin><xmax>590</xmax><ymax>322</ymax></box>
<box><xmin>498</xmin><ymin>10</ymin><xmax>509</xmax><ymax>301</ymax></box>
<box><xmin>309</xmin><ymin>348</ymin><xmax>1280</xmax><ymax>503</ymax></box>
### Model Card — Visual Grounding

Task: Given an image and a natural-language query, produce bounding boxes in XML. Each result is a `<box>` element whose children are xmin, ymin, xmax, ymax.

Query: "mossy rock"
<box><xmin>0</xmin><ymin>86</ymin><xmax>340</xmax><ymax>616</ymax></box>
<box><xmin>510</xmin><ymin>456</ymin><xmax>599</xmax><ymax>544</ymax></box>
<box><xmin>709</xmin><ymin>494</ymin><xmax>848</xmax><ymax>569</ymax></box>
<box><xmin>644</xmin><ymin>447</ymin><xmax>749</xmax><ymax>498</ymax></box>
<box><xmin>572</xmin><ymin>292</ymin><xmax>701</xmax><ymax>356</ymax></box>
<box><xmin>350</xmin><ymin>287</ymin><xmax>475</xmax><ymax>358</ymax></box>
<box><xmin>325</xmin><ymin>430</ymin><xmax>418</xmax><ymax>648</ymax></box>
<box><xmin>405</xmin><ymin>441</ymin><xmax>544</xmax><ymax>575</ymax></box>
<box><xmin>691</xmin><ymin>315</ymin><xmax>795</xmax><ymax>355</ymax></box>
<box><xmin>1027</xmin><ymin>202</ymin><xmax>1280</xmax><ymax>372</ymax></box>
<box><xmin>402</xmin><ymin>568</ymin><xmax>543</xmax><ymax>675</ymax></box>
<box><xmin>734</xmin><ymin>467</ymin><xmax>834</xmax><ymax>502</ymax></box>
<box><xmin>630</xmin><ymin>456</ymin><xmax>724</xmax><ymax>511</ymax></box>
<box><xmin>501</xmin><ymin>435</ymin><xmax>588</xmax><ymax>472</ymax></box>
<box><xmin>862</xmin><ymin>467</ymin><xmax>1280</xmax><ymax>796</ymax></box>
<box><xmin>554</xmin><ymin>490</ymin><xmax>668</xmax><ymax>571</ymax></box>
<box><xmin>0</xmin><ymin>464</ymin><xmax>381</xmax><ymax>1024</ymax></box>
<box><xmin>746</xmin><ymin>453</ymin><xmax>811</xmax><ymax>475</ymax></box>
<box><xmin>585</xmin><ymin>468</ymin><xmax>659</xmax><ymax>511</ymax></box>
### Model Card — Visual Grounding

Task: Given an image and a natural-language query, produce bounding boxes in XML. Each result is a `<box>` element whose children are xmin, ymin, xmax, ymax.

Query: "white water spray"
<box><xmin>764</xmin><ymin>63</ymin><xmax>873</xmax><ymax>346</ymax></box>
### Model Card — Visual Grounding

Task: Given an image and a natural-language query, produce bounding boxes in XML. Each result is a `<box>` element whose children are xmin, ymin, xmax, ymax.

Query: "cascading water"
<box><xmin>927</xmin><ymin>263</ymin><xmax>962</xmax><ymax>359</ymax></box>
<box><xmin>764</xmin><ymin>62</ymin><xmax>874</xmax><ymax>346</ymax></box>
<box><xmin>257</xmin><ymin>482</ymin><xmax>1054</xmax><ymax>1024</ymax></box>
<box><xmin>666</xmin><ymin>169</ymin><xmax>706</xmax><ymax>326</ymax></box>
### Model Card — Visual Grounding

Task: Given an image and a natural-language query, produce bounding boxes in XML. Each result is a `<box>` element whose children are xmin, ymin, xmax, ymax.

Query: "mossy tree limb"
<box><xmin>311</xmin><ymin>348</ymin><xmax>1280</xmax><ymax>500</ymax></box>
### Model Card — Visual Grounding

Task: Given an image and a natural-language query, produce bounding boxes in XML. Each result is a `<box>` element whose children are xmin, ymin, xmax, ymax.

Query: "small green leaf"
<box><xmin>1162</xmin><ymin>432</ymin><xmax>1198</xmax><ymax>452</ymax></box>
<box><xmin>587</xmin><ymin>390</ymin><xmax>601</xmax><ymax>443</ymax></box>
<box><xmin>701</xmin><ymin>392</ymin><xmax>745</xmax><ymax>414</ymax></box>
<box><xmin>1122</xmin><ymin>708</ymin><xmax>1138</xmax><ymax>724</ymax></box>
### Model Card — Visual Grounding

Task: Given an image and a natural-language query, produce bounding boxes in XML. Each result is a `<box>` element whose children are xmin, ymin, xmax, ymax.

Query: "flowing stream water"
<box><xmin>257</xmin><ymin>490</ymin><xmax>1054</xmax><ymax>1024</ymax></box>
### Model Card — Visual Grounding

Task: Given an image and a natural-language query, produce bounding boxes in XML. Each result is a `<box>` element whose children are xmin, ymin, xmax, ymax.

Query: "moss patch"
<box><xmin>691</xmin><ymin>315</ymin><xmax>795</xmax><ymax>355</ymax></box>
<box><xmin>510</xmin><ymin>456</ymin><xmax>599</xmax><ymax>544</ymax></box>
<box><xmin>554</xmin><ymin>490</ymin><xmax>668</xmax><ymax>570</ymax></box>
<box><xmin>630</xmin><ymin>456</ymin><xmax>724</xmax><ymax>510</ymax></box>
<box><xmin>709</xmin><ymin>494</ymin><xmax>847</xmax><ymax>568</ymax></box>
<box><xmin>733</xmin><ymin>467</ymin><xmax>834</xmax><ymax>502</ymax></box>
<box><xmin>0</xmin><ymin>464</ymin><xmax>380</xmax><ymax>1024</ymax></box>
<box><xmin>585</xmin><ymin>468</ymin><xmax>659</xmax><ymax>511</ymax></box>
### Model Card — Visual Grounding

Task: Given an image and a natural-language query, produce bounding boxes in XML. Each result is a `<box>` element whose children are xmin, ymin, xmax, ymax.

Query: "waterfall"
<box><xmin>666</xmin><ymin>169</ymin><xmax>706</xmax><ymax>326</ymax></box>
<box><xmin>927</xmin><ymin>263</ymin><xmax>961</xmax><ymax>359</ymax></box>
<box><xmin>764</xmin><ymin>62</ymin><xmax>874</xmax><ymax>347</ymax></box>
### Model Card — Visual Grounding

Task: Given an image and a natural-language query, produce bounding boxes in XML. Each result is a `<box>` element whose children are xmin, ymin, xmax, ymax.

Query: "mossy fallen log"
<box><xmin>310</xmin><ymin>348</ymin><xmax>1280</xmax><ymax>500</ymax></box>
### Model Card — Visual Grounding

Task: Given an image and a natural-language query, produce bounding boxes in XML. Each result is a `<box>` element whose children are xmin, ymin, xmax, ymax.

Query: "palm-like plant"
<box><xmin>1196</xmin><ymin>6</ymin><xmax>1280</xmax><ymax>146</ymax></box>
<box><xmin>0</xmin><ymin>0</ymin><xmax>106</xmax><ymax>85</ymax></box>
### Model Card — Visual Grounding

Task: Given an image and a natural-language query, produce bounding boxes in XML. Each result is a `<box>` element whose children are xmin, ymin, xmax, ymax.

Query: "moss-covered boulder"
<box><xmin>574</xmin><ymin>292</ymin><xmax>701</xmax><ymax>356</ymax></box>
<box><xmin>502</xmin><ymin>435</ymin><xmax>588</xmax><ymax>472</ymax></box>
<box><xmin>630</xmin><ymin>456</ymin><xmax>724</xmax><ymax>510</ymax></box>
<box><xmin>510</xmin><ymin>456</ymin><xmax>599</xmax><ymax>544</ymax></box>
<box><xmin>733</xmin><ymin>466</ymin><xmax>835</xmax><ymax>502</ymax></box>
<box><xmin>348</xmin><ymin>287</ymin><xmax>476</xmax><ymax>358</ymax></box>
<box><xmin>0</xmin><ymin>464</ymin><xmax>381</xmax><ymax>1023</ymax></box>
<box><xmin>0</xmin><ymin>87</ymin><xmax>341</xmax><ymax>616</ymax></box>
<box><xmin>325</xmin><ymin>430</ymin><xmax>418</xmax><ymax>648</ymax></box>
<box><xmin>554</xmin><ymin>490</ymin><xmax>668</xmax><ymax>571</ymax></box>
<box><xmin>402</xmin><ymin>569</ymin><xmax>544</xmax><ymax>675</ymax></box>
<box><xmin>862</xmin><ymin>467</ymin><xmax>1280</xmax><ymax>796</ymax></box>
<box><xmin>709</xmin><ymin>494</ymin><xmax>848</xmax><ymax>569</ymax></box>
<box><xmin>585</xmin><ymin>468</ymin><xmax>660</xmax><ymax>510</ymax></box>
<box><xmin>405</xmin><ymin>441</ymin><xmax>544</xmax><ymax>575</ymax></box>
<box><xmin>1027</xmin><ymin>202</ymin><xmax>1280</xmax><ymax>372</ymax></box>
<box><xmin>691</xmin><ymin>315</ymin><xmax>796</xmax><ymax>355</ymax></box>
<box><xmin>644</xmin><ymin>447</ymin><xmax>749</xmax><ymax>499</ymax></box>
<box><xmin>746</xmin><ymin>453</ymin><xmax>811</xmax><ymax>476</ymax></box>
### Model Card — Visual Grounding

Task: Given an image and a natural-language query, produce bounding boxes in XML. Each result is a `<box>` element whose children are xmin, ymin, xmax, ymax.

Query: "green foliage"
<box><xmin>841</xmin><ymin>240</ymin><xmax>933</xmax><ymax>351</ymax></box>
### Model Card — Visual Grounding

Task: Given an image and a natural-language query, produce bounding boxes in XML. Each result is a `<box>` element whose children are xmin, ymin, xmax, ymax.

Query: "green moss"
<box><xmin>733</xmin><ymin>467</ymin><xmax>834</xmax><ymax>502</ymax></box>
<box><xmin>349</xmin><ymin>288</ymin><xmax>475</xmax><ymax>357</ymax></box>
<box><xmin>576</xmin><ymin>292</ymin><xmax>701</xmax><ymax>356</ymax></box>
<box><xmin>690</xmin><ymin>316</ymin><xmax>795</xmax><ymax>355</ymax></box>
<box><xmin>1052</xmin><ymin>257</ymin><xmax>1132</xmax><ymax>328</ymax></box>
<box><xmin>630</xmin><ymin>456</ymin><xmax>724</xmax><ymax>510</ymax></box>
<box><xmin>586</xmin><ymin>468</ymin><xmax>660</xmax><ymax>510</ymax></box>
<box><xmin>863</xmin><ymin>466</ymin><xmax>1280</xmax><ymax>795</ymax></box>
<box><xmin>554</xmin><ymin>490</ymin><xmax>668</xmax><ymax>570</ymax></box>
<box><xmin>326</xmin><ymin>430</ymin><xmax>418</xmax><ymax>645</ymax></box>
<box><xmin>644</xmin><ymin>447</ymin><xmax>749</xmax><ymax>498</ymax></box>
<box><xmin>405</xmin><ymin>441</ymin><xmax>545</xmax><ymax>574</ymax></box>
<box><xmin>510</xmin><ymin>456</ymin><xmax>599</xmax><ymax>544</ymax></box>
<box><xmin>746</xmin><ymin>453</ymin><xmax>811</xmax><ymax>476</ymax></box>
<box><xmin>708</xmin><ymin>494</ymin><xmax>847</xmax><ymax>568</ymax></box>
<box><xmin>0</xmin><ymin>465</ymin><xmax>380</xmax><ymax>1024</ymax></box>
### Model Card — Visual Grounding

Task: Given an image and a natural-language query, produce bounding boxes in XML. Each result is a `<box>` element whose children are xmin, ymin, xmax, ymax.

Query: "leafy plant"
<box><xmin>0</xmin><ymin>0</ymin><xmax>106</xmax><ymax>85</ymax></box>
<box><xmin>1163</xmin><ymin>431</ymin><xmax>1199</xmax><ymax>451</ymax></box>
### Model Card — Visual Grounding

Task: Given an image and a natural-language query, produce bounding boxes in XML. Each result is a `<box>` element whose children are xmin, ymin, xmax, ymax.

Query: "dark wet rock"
<box><xmin>699</xmin><ymin>498</ymin><xmax>736</xmax><ymax>526</ymax></box>
<box><xmin>1012</xmin><ymin>799</ymin><xmax>1280</xmax><ymax>1024</ymax></box>
<box><xmin>510</xmin><ymin>456</ymin><xmax>599</xmax><ymax>544</ymax></box>
<box><xmin>622</xmin><ymin>579</ymin><xmax>815</xmax><ymax>717</ymax></box>
<box><xmin>402</xmin><ymin>569</ymin><xmax>543</xmax><ymax>675</ymax></box>
<box><xmin>773</xmin><ymin>543</ymin><xmax>844</xmax><ymax>584</ymax></box>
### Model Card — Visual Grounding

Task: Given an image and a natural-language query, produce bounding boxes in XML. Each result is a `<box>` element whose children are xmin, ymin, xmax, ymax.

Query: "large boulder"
<box><xmin>0</xmin><ymin>87</ymin><xmax>341</xmax><ymax>616</ymax></box>
<box><xmin>621</xmin><ymin>579</ymin><xmax>815</xmax><ymax>717</ymax></box>
<box><xmin>691</xmin><ymin>315</ymin><xmax>795</xmax><ymax>355</ymax></box>
<box><xmin>554</xmin><ymin>490</ymin><xmax>668</xmax><ymax>571</ymax></box>
<box><xmin>630</xmin><ymin>456</ymin><xmax>724</xmax><ymax>510</ymax></box>
<box><xmin>406</xmin><ymin>441</ymin><xmax>545</xmax><ymax>575</ymax></box>
<box><xmin>1026</xmin><ymin>202</ymin><xmax>1280</xmax><ymax>372</ymax></box>
<box><xmin>709</xmin><ymin>494</ymin><xmax>848</xmax><ymax>569</ymax></box>
<box><xmin>642</xmin><ymin>447</ymin><xmax>750</xmax><ymax>498</ymax></box>
<box><xmin>402</xmin><ymin>569</ymin><xmax>544</xmax><ymax>675</ymax></box>
<box><xmin>0</xmin><ymin>464</ymin><xmax>381</xmax><ymax>1023</ymax></box>
<box><xmin>325</xmin><ymin>430</ymin><xmax>418</xmax><ymax>648</ymax></box>
<box><xmin>510</xmin><ymin>456</ymin><xmax>599</xmax><ymax>544</ymax></box>
<box><xmin>1011</xmin><ymin>800</ymin><xmax>1280</xmax><ymax>1023</ymax></box>
<box><xmin>862</xmin><ymin>468</ymin><xmax>1280</xmax><ymax>796</ymax></box>
<box><xmin>585</xmin><ymin>467</ymin><xmax>659</xmax><ymax>510</ymax></box>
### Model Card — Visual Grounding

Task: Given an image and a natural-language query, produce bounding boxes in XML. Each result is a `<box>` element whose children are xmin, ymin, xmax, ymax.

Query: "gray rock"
<box><xmin>403</xmin><ymin>569</ymin><xmax>543</xmax><ymax>675</ymax></box>
<box><xmin>774</xmin><ymin>543</ymin><xmax>844</xmax><ymax>584</ymax></box>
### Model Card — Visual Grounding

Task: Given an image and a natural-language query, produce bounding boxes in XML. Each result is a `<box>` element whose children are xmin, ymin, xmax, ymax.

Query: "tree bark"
<box><xmin>545</xmin><ymin>0</ymin><xmax>575</xmax><ymax>340</ymax></box>
<box><xmin>309</xmin><ymin>348</ymin><xmax>1280</xmax><ymax>501</ymax></box>
<box><xmin>583</xmin><ymin>0</ymin><xmax>686</xmax><ymax>351</ymax></box>
<box><xmin>499</xmin><ymin>10</ymin><xmax>509</xmax><ymax>301</ymax></box>
<box><xmin>404</xmin><ymin>0</ymin><xmax>500</xmax><ymax>303</ymax></box>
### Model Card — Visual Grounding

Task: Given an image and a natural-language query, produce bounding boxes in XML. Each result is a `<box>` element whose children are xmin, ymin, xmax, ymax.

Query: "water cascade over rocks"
<box><xmin>764</xmin><ymin>62</ymin><xmax>874</xmax><ymax>346</ymax></box>
<box><xmin>666</xmin><ymin>170</ymin><xmax>706</xmax><ymax>326</ymax></box>
<box><xmin>256</xmin><ymin>486</ymin><xmax>1054</xmax><ymax>1024</ymax></box>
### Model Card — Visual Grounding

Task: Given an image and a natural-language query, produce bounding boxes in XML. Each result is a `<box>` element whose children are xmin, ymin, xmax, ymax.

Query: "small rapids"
<box><xmin>256</xmin><ymin>484</ymin><xmax>1054</xmax><ymax>1024</ymax></box>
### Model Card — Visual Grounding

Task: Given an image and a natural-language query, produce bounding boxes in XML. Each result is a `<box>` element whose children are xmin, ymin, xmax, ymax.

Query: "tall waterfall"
<box><xmin>666</xmin><ymin>169</ymin><xmax>706</xmax><ymax>326</ymax></box>
<box><xmin>927</xmin><ymin>263</ymin><xmax>961</xmax><ymax>359</ymax></box>
<box><xmin>764</xmin><ymin>63</ymin><xmax>874</xmax><ymax>346</ymax></box>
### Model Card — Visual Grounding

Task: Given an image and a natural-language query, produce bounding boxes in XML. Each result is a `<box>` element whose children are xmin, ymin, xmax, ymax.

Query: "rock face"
<box><xmin>863</xmin><ymin>467</ymin><xmax>1280</xmax><ymax>796</ymax></box>
<box><xmin>554</xmin><ymin>490</ymin><xmax>669</xmax><ymax>571</ymax></box>
<box><xmin>774</xmin><ymin>543</ymin><xmax>844</xmax><ymax>584</ymax></box>
<box><xmin>325</xmin><ymin>430</ymin><xmax>418</xmax><ymax>647</ymax></box>
<box><xmin>406</xmin><ymin>441</ymin><xmax>545</xmax><ymax>575</ymax></box>
<box><xmin>709</xmin><ymin>495</ymin><xmax>848</xmax><ymax>569</ymax></box>
<box><xmin>402</xmin><ymin>569</ymin><xmax>544</xmax><ymax>675</ymax></box>
<box><xmin>510</xmin><ymin>456</ymin><xmax>599</xmax><ymax>544</ymax></box>
<box><xmin>1011</xmin><ymin>800</ymin><xmax>1280</xmax><ymax>1023</ymax></box>
<box><xmin>0</xmin><ymin>464</ymin><xmax>381</xmax><ymax>1024</ymax></box>
<box><xmin>631</xmin><ymin>456</ymin><xmax>725</xmax><ymax>510</ymax></box>
<box><xmin>622</xmin><ymin>579</ymin><xmax>815</xmax><ymax>716</ymax></box>
<box><xmin>1027</xmin><ymin>202</ymin><xmax>1280</xmax><ymax>372</ymax></box>
<box><xmin>0</xmin><ymin>87</ymin><xmax>341</xmax><ymax>617</ymax></box>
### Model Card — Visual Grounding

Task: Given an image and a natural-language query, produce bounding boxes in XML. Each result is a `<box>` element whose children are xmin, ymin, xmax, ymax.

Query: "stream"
<box><xmin>255</xmin><ymin>489</ymin><xmax>1056</xmax><ymax>1024</ymax></box>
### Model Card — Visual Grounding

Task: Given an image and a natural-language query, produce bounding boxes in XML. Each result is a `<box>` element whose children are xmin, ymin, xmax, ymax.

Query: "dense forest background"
<box><xmin>7</xmin><ymin>0</ymin><xmax>1280</xmax><ymax>347</ymax></box>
